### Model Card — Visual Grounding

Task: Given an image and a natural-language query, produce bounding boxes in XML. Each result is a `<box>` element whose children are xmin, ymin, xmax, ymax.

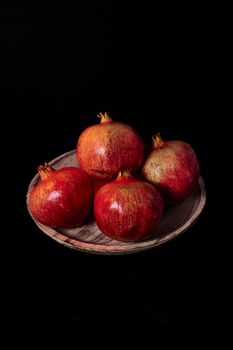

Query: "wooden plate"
<box><xmin>26</xmin><ymin>150</ymin><xmax>206</xmax><ymax>255</ymax></box>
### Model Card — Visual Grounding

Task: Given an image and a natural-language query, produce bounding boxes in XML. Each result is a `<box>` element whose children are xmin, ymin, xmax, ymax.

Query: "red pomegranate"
<box><xmin>94</xmin><ymin>170</ymin><xmax>163</xmax><ymax>241</ymax></box>
<box><xmin>28</xmin><ymin>163</ymin><xmax>93</xmax><ymax>228</ymax></box>
<box><xmin>77</xmin><ymin>112</ymin><xmax>144</xmax><ymax>180</ymax></box>
<box><xmin>90</xmin><ymin>178</ymin><xmax>112</xmax><ymax>196</ymax></box>
<box><xmin>142</xmin><ymin>134</ymin><xmax>200</xmax><ymax>204</ymax></box>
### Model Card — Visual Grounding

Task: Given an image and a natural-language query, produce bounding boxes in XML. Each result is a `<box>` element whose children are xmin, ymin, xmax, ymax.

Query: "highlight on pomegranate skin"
<box><xmin>28</xmin><ymin>163</ymin><xmax>93</xmax><ymax>228</ymax></box>
<box><xmin>94</xmin><ymin>170</ymin><xmax>164</xmax><ymax>242</ymax></box>
<box><xmin>77</xmin><ymin>112</ymin><xmax>145</xmax><ymax>180</ymax></box>
<box><xmin>141</xmin><ymin>134</ymin><xmax>200</xmax><ymax>204</ymax></box>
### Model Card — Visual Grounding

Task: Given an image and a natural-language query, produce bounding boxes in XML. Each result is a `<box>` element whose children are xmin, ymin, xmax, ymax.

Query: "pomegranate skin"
<box><xmin>91</xmin><ymin>178</ymin><xmax>113</xmax><ymax>196</ymax></box>
<box><xmin>142</xmin><ymin>135</ymin><xmax>200</xmax><ymax>204</ymax></box>
<box><xmin>28</xmin><ymin>166</ymin><xmax>93</xmax><ymax>228</ymax></box>
<box><xmin>94</xmin><ymin>172</ymin><xmax>163</xmax><ymax>241</ymax></box>
<box><xmin>77</xmin><ymin>113</ymin><xmax>144</xmax><ymax>180</ymax></box>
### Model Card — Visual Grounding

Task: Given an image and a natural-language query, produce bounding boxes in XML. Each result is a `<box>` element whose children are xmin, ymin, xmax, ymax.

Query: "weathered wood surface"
<box><xmin>26</xmin><ymin>150</ymin><xmax>206</xmax><ymax>255</ymax></box>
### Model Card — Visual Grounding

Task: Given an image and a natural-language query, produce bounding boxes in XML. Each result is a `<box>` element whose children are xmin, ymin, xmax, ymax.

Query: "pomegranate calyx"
<box><xmin>152</xmin><ymin>133</ymin><xmax>166</xmax><ymax>150</ymax></box>
<box><xmin>97</xmin><ymin>112</ymin><xmax>112</xmax><ymax>123</ymax></box>
<box><xmin>117</xmin><ymin>169</ymin><xmax>132</xmax><ymax>179</ymax></box>
<box><xmin>38</xmin><ymin>162</ymin><xmax>55</xmax><ymax>181</ymax></box>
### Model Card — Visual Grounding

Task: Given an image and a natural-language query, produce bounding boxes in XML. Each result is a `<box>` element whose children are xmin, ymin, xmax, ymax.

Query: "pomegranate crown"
<box><xmin>117</xmin><ymin>169</ymin><xmax>133</xmax><ymax>179</ymax></box>
<box><xmin>152</xmin><ymin>133</ymin><xmax>166</xmax><ymax>149</ymax></box>
<box><xmin>38</xmin><ymin>162</ymin><xmax>55</xmax><ymax>180</ymax></box>
<box><xmin>97</xmin><ymin>112</ymin><xmax>113</xmax><ymax>123</ymax></box>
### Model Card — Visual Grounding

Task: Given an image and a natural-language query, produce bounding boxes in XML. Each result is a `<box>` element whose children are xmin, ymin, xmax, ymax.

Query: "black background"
<box><xmin>1</xmin><ymin>1</ymin><xmax>232</xmax><ymax>346</ymax></box>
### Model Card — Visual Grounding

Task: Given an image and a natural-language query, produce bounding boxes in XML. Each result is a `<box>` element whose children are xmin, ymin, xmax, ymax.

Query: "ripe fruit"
<box><xmin>142</xmin><ymin>134</ymin><xmax>200</xmax><ymax>204</ymax></box>
<box><xmin>77</xmin><ymin>112</ymin><xmax>144</xmax><ymax>180</ymax></box>
<box><xmin>94</xmin><ymin>170</ymin><xmax>163</xmax><ymax>241</ymax></box>
<box><xmin>90</xmin><ymin>178</ymin><xmax>112</xmax><ymax>196</ymax></box>
<box><xmin>28</xmin><ymin>163</ymin><xmax>93</xmax><ymax>228</ymax></box>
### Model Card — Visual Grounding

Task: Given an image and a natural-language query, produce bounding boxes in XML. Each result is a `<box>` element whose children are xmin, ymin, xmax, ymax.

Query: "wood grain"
<box><xmin>26</xmin><ymin>150</ymin><xmax>206</xmax><ymax>255</ymax></box>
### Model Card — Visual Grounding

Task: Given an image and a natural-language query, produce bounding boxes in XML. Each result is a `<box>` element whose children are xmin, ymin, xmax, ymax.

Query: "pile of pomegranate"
<box><xmin>28</xmin><ymin>112</ymin><xmax>200</xmax><ymax>242</ymax></box>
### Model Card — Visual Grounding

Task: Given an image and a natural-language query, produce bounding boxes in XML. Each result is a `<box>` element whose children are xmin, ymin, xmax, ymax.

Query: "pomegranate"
<box><xmin>28</xmin><ymin>163</ymin><xmax>93</xmax><ymax>228</ymax></box>
<box><xmin>91</xmin><ymin>178</ymin><xmax>113</xmax><ymax>196</ymax></box>
<box><xmin>94</xmin><ymin>170</ymin><xmax>163</xmax><ymax>241</ymax></box>
<box><xmin>141</xmin><ymin>134</ymin><xmax>200</xmax><ymax>204</ymax></box>
<box><xmin>77</xmin><ymin>112</ymin><xmax>144</xmax><ymax>180</ymax></box>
